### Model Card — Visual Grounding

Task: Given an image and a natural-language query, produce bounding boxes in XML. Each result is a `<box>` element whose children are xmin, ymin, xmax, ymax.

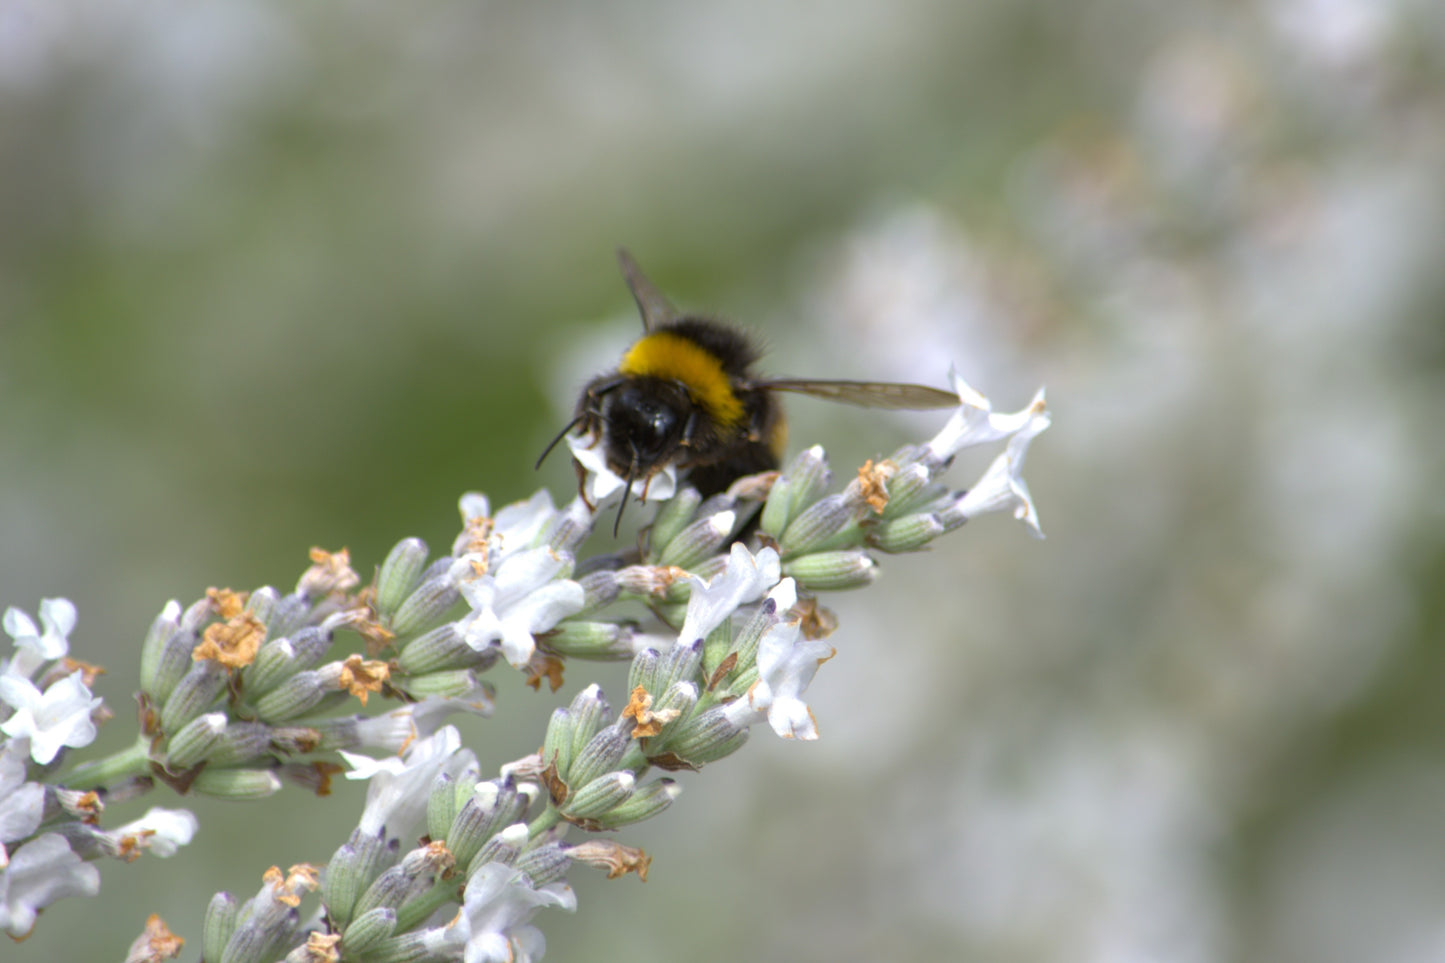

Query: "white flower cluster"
<box><xmin>0</xmin><ymin>599</ymin><xmax>101</xmax><ymax>938</ymax></box>
<box><xmin>0</xmin><ymin>364</ymin><xmax>1049</xmax><ymax>959</ymax></box>
<box><xmin>451</xmin><ymin>492</ymin><xmax>590</xmax><ymax>669</ymax></box>
<box><xmin>0</xmin><ymin>599</ymin><xmax>196</xmax><ymax>939</ymax></box>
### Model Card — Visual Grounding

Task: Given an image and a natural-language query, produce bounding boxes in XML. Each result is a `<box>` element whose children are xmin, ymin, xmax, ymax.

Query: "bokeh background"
<box><xmin>3</xmin><ymin>0</ymin><xmax>1444</xmax><ymax>960</ymax></box>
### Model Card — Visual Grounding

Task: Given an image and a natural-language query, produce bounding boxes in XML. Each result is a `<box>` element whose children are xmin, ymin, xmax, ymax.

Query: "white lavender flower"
<box><xmin>0</xmin><ymin>834</ymin><xmax>100</xmax><ymax>938</ymax></box>
<box><xmin>0</xmin><ymin>741</ymin><xmax>43</xmax><ymax>853</ymax></box>
<box><xmin>2</xmin><ymin>598</ymin><xmax>76</xmax><ymax>680</ymax></box>
<box><xmin>0</xmin><ymin>670</ymin><xmax>102</xmax><ymax>765</ymax></box>
<box><xmin>722</xmin><ymin>615</ymin><xmax>835</xmax><ymax>741</ymax></box>
<box><xmin>455</xmin><ymin>549</ymin><xmax>585</xmax><ymax>668</ymax></box>
<box><xmin>451</xmin><ymin>492</ymin><xmax>588</xmax><ymax>668</ymax></box>
<box><xmin>344</xmin><ymin>725</ymin><xmax>476</xmax><ymax>843</ymax></box>
<box><xmin>942</xmin><ymin>397</ymin><xmax>1052</xmax><ymax>537</ymax></box>
<box><xmin>106</xmin><ymin>808</ymin><xmax>199</xmax><ymax>858</ymax></box>
<box><xmin>925</xmin><ymin>368</ymin><xmax>1049</xmax><ymax>462</ymax></box>
<box><xmin>445</xmin><ymin>862</ymin><xmax>576</xmax><ymax>963</ymax></box>
<box><xmin>676</xmin><ymin>543</ymin><xmax>783</xmax><ymax>646</ymax></box>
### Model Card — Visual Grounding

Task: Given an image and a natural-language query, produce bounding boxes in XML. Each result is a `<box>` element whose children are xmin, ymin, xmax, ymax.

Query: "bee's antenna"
<box><xmin>535</xmin><ymin>416</ymin><xmax>585</xmax><ymax>471</ymax></box>
<box><xmin>613</xmin><ymin>455</ymin><xmax>637</xmax><ymax>537</ymax></box>
<box><xmin>617</xmin><ymin>248</ymin><xmax>677</xmax><ymax>331</ymax></box>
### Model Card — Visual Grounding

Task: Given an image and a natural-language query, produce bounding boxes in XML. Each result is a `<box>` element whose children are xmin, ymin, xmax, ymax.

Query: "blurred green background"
<box><xmin>3</xmin><ymin>0</ymin><xmax>1444</xmax><ymax>960</ymax></box>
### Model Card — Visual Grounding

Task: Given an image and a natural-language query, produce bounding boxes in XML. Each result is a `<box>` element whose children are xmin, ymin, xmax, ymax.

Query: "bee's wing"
<box><xmin>758</xmin><ymin>378</ymin><xmax>959</xmax><ymax>410</ymax></box>
<box><xmin>617</xmin><ymin>248</ymin><xmax>678</xmax><ymax>330</ymax></box>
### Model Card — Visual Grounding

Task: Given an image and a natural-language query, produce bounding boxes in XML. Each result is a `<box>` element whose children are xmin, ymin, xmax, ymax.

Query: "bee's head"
<box><xmin>603</xmin><ymin>379</ymin><xmax>690</xmax><ymax>469</ymax></box>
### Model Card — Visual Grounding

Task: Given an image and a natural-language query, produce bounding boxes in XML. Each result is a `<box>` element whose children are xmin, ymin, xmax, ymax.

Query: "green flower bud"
<box><xmin>870</xmin><ymin>512</ymin><xmax>946</xmax><ymax>552</ymax></box>
<box><xmin>190</xmin><ymin>767</ymin><xmax>282</xmax><ymax>800</ymax></box>
<box><xmin>596</xmin><ymin>778</ymin><xmax>679</xmax><ymax>828</ymax></box>
<box><xmin>782</xmin><ymin>550</ymin><xmax>879</xmax><ymax>591</ymax></box>
<box><xmin>375</xmin><ymin>538</ymin><xmax>430</xmax><ymax>617</ymax></box>
<box><xmin>563</xmin><ymin>771</ymin><xmax>636</xmax><ymax>819</ymax></box>
<box><xmin>339</xmin><ymin>907</ymin><xmax>397</xmax><ymax>957</ymax></box>
<box><xmin>165</xmin><ymin>712</ymin><xmax>227</xmax><ymax>769</ymax></box>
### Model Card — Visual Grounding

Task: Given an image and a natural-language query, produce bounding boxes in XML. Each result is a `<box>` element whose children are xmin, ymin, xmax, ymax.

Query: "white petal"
<box><xmin>0</xmin><ymin>783</ymin><xmax>43</xmax><ymax>844</ymax></box>
<box><xmin>926</xmin><ymin>370</ymin><xmax>1048</xmax><ymax>461</ymax></box>
<box><xmin>339</xmin><ymin>749</ymin><xmax>408</xmax><ymax>781</ymax></box>
<box><xmin>498</xmin><ymin>617</ymin><xmax>538</xmax><ymax>668</ymax></box>
<box><xmin>453</xmin><ymin>559</ymin><xmax>495</xmax><ymax>608</ymax></box>
<box><xmin>458</xmin><ymin>605</ymin><xmax>506</xmax><ymax>653</ymax></box>
<box><xmin>2</xmin><ymin>609</ymin><xmax>38</xmax><ymax>644</ymax></box>
<box><xmin>352</xmin><ymin>709</ymin><xmax>420</xmax><ymax>753</ymax></box>
<box><xmin>766</xmin><ymin>577</ymin><xmax>798</xmax><ymax>614</ymax></box>
<box><xmin>522</xmin><ymin>580</ymin><xmax>585</xmax><ymax>630</ymax></box>
<box><xmin>0</xmin><ymin>834</ymin><xmax>100</xmax><ymax>937</ymax></box>
<box><xmin>0</xmin><ymin>676</ymin><xmax>41</xmax><ymax>714</ymax></box>
<box><xmin>492</xmin><ymin>548</ymin><xmax>568</xmax><ymax>610</ymax></box>
<box><xmin>950</xmin><ymin>400</ymin><xmax>1050</xmax><ymax>538</ymax></box>
<box><xmin>458</xmin><ymin>863</ymin><xmax>577</xmax><ymax>963</ymax></box>
<box><xmin>492</xmin><ymin>490</ymin><xmax>558</xmax><ymax>559</ymax></box>
<box><xmin>113</xmin><ymin>808</ymin><xmax>198</xmax><ymax>857</ymax></box>
<box><xmin>677</xmin><ymin>544</ymin><xmax>782</xmax><ymax>644</ymax></box>
<box><xmin>355</xmin><ymin>726</ymin><xmax>469</xmax><ymax>838</ymax></box>
<box><xmin>0</xmin><ymin>673</ymin><xmax>99</xmax><ymax>765</ymax></box>
<box><xmin>767</xmin><ymin>696</ymin><xmax>819</xmax><ymax>740</ymax></box>
<box><xmin>458</xmin><ymin>492</ymin><xmax>491</xmax><ymax>523</ymax></box>
<box><xmin>38</xmin><ymin>599</ymin><xmax>76</xmax><ymax>645</ymax></box>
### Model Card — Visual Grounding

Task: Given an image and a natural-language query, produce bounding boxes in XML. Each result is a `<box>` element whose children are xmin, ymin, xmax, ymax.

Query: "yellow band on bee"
<box><xmin>620</xmin><ymin>331</ymin><xmax>746</xmax><ymax>428</ymax></box>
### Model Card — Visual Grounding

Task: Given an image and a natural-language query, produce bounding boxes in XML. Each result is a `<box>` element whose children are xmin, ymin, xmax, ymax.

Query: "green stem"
<box><xmin>527</xmin><ymin>805</ymin><xmax>562</xmax><ymax>840</ymax></box>
<box><xmin>59</xmin><ymin>735</ymin><xmax>152</xmax><ymax>790</ymax></box>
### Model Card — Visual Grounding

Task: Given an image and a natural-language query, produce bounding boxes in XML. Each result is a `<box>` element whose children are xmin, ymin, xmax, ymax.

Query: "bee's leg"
<box><xmin>573</xmin><ymin>457</ymin><xmax>595</xmax><ymax>511</ymax></box>
<box><xmin>678</xmin><ymin>408</ymin><xmax>701</xmax><ymax>449</ymax></box>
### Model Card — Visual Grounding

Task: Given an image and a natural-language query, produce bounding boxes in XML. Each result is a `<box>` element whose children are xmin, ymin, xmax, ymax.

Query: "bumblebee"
<box><xmin>539</xmin><ymin>249</ymin><xmax>958</xmax><ymax>530</ymax></box>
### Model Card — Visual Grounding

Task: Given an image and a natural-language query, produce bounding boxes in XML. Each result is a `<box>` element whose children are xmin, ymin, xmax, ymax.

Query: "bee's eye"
<box><xmin>633</xmin><ymin>403</ymin><xmax>677</xmax><ymax>457</ymax></box>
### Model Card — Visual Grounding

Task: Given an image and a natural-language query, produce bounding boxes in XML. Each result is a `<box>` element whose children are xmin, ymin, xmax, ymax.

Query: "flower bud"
<box><xmin>574</xmin><ymin>570</ymin><xmax>622</xmax><ymax>615</ymax></box>
<box><xmin>208</xmin><ymin>722</ymin><xmax>272</xmax><ymax>767</ymax></box>
<box><xmin>595</xmin><ymin>778</ymin><xmax>679</xmax><ymax>828</ymax></box>
<box><xmin>566</xmin><ymin>684</ymin><xmax>609</xmax><ymax>755</ymax></box>
<box><xmin>165</xmin><ymin>712</ymin><xmax>227</xmax><ymax>769</ymax></box>
<box><xmin>144</xmin><ymin>626</ymin><xmax>197</xmax><ymax>705</ymax></box>
<box><xmin>191</xmin><ymin>768</ymin><xmax>282</xmax><ymax>800</ymax></box>
<box><xmin>760</xmin><ymin>445</ymin><xmax>830</xmax><ymax>538</ymax></box>
<box><xmin>652</xmin><ymin>639</ymin><xmax>703</xmax><ymax>697</ymax></box>
<box><xmin>322</xmin><ymin>830</ymin><xmax>389</xmax><ymax>928</ymax></box>
<box><xmin>138</xmin><ymin>601</ymin><xmax>183</xmax><ymax>697</ymax></box>
<box><xmin>252</xmin><ymin>670</ymin><xmax>333</xmax><ymax>722</ymax></box>
<box><xmin>339</xmin><ymin>907</ymin><xmax>397</xmax><ymax>957</ymax></box>
<box><xmin>401</xmin><ymin>669</ymin><xmax>484</xmax><ymax>701</ymax></box>
<box><xmin>544</xmin><ymin>620</ymin><xmax>635</xmax><ymax>659</ymax></box>
<box><xmin>513</xmin><ymin>842</ymin><xmax>572</xmax><ymax>888</ymax></box>
<box><xmin>159</xmin><ymin>662</ymin><xmax>227</xmax><ymax>733</ymax></box>
<box><xmin>389</xmin><ymin>574</ymin><xmax>460</xmax><ymax>637</ymax></box>
<box><xmin>647</xmin><ymin>486</ymin><xmax>703</xmax><ymax>554</ymax></box>
<box><xmin>202</xmin><ymin>892</ymin><xmax>239</xmax><ymax>963</ymax></box>
<box><xmin>565</xmin><ymin>724</ymin><xmax>630</xmax><ymax>791</ymax></box>
<box><xmin>395</xmin><ymin>623</ymin><xmax>478</xmax><ymax>675</ymax></box>
<box><xmin>375</xmin><ymin>538</ymin><xmax>430</xmax><ymax>617</ymax></box>
<box><xmin>870</xmin><ymin>512</ymin><xmax>946</xmax><ymax>553</ymax></box>
<box><xmin>626</xmin><ymin>648</ymin><xmax>662</xmax><ymax>701</ymax></box>
<box><xmin>657</xmin><ymin>510</ymin><xmax>737</xmax><ymax>570</ymax></box>
<box><xmin>427</xmin><ymin>773</ymin><xmax>459</xmax><ymax>844</ymax></box>
<box><xmin>666</xmin><ymin>705</ymin><xmax>750</xmax><ymax>766</ymax></box>
<box><xmin>541</xmin><ymin>708</ymin><xmax>576</xmax><ymax>777</ymax></box>
<box><xmin>780</xmin><ymin>493</ymin><xmax>861</xmax><ymax>555</ymax></box>
<box><xmin>782</xmin><ymin>550</ymin><xmax>878</xmax><ymax>591</ymax></box>
<box><xmin>563</xmin><ymin>771</ymin><xmax>636</xmax><ymax>819</ymax></box>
